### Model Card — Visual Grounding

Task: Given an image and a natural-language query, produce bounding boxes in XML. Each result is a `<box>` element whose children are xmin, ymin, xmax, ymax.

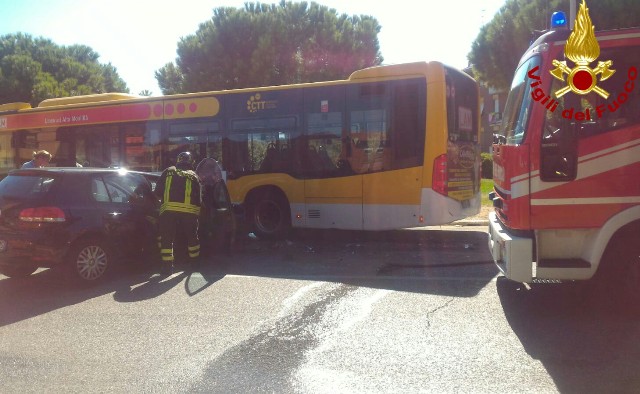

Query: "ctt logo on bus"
<box><xmin>246</xmin><ymin>93</ymin><xmax>278</xmax><ymax>113</ymax></box>
<box><xmin>527</xmin><ymin>0</ymin><xmax>637</xmax><ymax>121</ymax></box>
<box><xmin>0</xmin><ymin>117</ymin><xmax>6</xmax><ymax>129</ymax></box>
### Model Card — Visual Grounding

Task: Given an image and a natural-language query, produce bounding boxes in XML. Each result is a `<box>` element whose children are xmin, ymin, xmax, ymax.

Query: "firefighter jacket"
<box><xmin>156</xmin><ymin>165</ymin><xmax>202</xmax><ymax>215</ymax></box>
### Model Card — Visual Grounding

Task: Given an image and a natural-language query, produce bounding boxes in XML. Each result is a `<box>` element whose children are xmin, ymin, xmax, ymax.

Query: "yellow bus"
<box><xmin>0</xmin><ymin>62</ymin><xmax>481</xmax><ymax>238</ymax></box>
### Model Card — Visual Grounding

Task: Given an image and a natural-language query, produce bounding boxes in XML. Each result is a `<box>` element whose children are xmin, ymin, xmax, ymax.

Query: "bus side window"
<box><xmin>259</xmin><ymin>142</ymin><xmax>278</xmax><ymax>172</ymax></box>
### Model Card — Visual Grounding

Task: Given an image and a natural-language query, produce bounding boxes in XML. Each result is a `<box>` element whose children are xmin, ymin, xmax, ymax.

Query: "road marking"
<box><xmin>203</xmin><ymin>273</ymin><xmax>501</xmax><ymax>282</ymax></box>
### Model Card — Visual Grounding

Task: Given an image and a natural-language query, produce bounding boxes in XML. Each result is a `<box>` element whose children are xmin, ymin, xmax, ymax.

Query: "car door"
<box><xmin>91</xmin><ymin>173</ymin><xmax>159</xmax><ymax>260</ymax></box>
<box><xmin>210</xmin><ymin>179</ymin><xmax>235</xmax><ymax>233</ymax></box>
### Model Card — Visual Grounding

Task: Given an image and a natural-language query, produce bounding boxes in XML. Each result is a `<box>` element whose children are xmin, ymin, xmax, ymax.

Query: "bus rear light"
<box><xmin>419</xmin><ymin>215</ymin><xmax>424</xmax><ymax>223</ymax></box>
<box><xmin>19</xmin><ymin>207</ymin><xmax>66</xmax><ymax>222</ymax></box>
<box><xmin>432</xmin><ymin>154</ymin><xmax>448</xmax><ymax>196</ymax></box>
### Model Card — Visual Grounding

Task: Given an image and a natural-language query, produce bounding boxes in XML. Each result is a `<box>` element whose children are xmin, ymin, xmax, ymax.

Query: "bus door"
<box><xmin>164</xmin><ymin>120</ymin><xmax>222</xmax><ymax>169</ymax></box>
<box><xmin>303</xmin><ymin>85</ymin><xmax>364</xmax><ymax>230</ymax></box>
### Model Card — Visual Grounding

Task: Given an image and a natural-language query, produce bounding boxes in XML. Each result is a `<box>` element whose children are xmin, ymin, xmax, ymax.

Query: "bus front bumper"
<box><xmin>488</xmin><ymin>211</ymin><xmax>533</xmax><ymax>283</ymax></box>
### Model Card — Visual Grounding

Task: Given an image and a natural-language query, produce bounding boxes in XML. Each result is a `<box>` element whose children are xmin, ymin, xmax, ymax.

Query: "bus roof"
<box><xmin>0</xmin><ymin>61</ymin><xmax>455</xmax><ymax>117</ymax></box>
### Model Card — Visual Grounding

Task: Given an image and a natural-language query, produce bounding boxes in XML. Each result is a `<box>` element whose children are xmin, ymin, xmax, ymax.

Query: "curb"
<box><xmin>451</xmin><ymin>219</ymin><xmax>489</xmax><ymax>227</ymax></box>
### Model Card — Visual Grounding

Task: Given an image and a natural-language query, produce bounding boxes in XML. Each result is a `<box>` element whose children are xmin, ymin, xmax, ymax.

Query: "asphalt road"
<box><xmin>1</xmin><ymin>226</ymin><xmax>639</xmax><ymax>393</ymax></box>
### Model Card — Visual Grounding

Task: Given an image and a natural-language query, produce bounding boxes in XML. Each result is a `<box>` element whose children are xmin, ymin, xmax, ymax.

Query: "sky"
<box><xmin>1</xmin><ymin>0</ymin><xmax>507</xmax><ymax>96</ymax></box>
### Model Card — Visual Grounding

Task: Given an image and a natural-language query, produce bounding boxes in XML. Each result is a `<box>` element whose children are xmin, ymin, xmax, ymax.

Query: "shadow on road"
<box><xmin>497</xmin><ymin>277</ymin><xmax>640</xmax><ymax>393</ymax></box>
<box><xmin>204</xmin><ymin>228</ymin><xmax>497</xmax><ymax>295</ymax></box>
<box><xmin>0</xmin><ymin>228</ymin><xmax>494</xmax><ymax>327</ymax></box>
<box><xmin>0</xmin><ymin>262</ymin><xmax>205</xmax><ymax>327</ymax></box>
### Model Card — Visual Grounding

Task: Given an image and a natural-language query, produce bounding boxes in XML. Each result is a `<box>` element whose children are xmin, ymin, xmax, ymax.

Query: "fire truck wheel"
<box><xmin>599</xmin><ymin>233</ymin><xmax>640</xmax><ymax>303</ymax></box>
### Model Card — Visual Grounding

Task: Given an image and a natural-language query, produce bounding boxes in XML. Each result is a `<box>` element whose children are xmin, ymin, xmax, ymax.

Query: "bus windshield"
<box><xmin>498</xmin><ymin>55</ymin><xmax>541</xmax><ymax>145</ymax></box>
<box><xmin>445</xmin><ymin>66</ymin><xmax>478</xmax><ymax>143</ymax></box>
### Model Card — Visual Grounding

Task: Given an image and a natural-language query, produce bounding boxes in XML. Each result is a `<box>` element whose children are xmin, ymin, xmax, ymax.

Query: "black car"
<box><xmin>0</xmin><ymin>167</ymin><xmax>235</xmax><ymax>283</ymax></box>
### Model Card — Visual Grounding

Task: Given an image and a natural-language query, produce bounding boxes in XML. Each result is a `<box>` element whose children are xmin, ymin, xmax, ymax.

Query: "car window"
<box><xmin>91</xmin><ymin>177</ymin><xmax>131</xmax><ymax>203</ymax></box>
<box><xmin>91</xmin><ymin>178</ymin><xmax>111</xmax><ymax>202</ymax></box>
<box><xmin>91</xmin><ymin>173</ymin><xmax>155</xmax><ymax>205</ymax></box>
<box><xmin>142</xmin><ymin>175</ymin><xmax>159</xmax><ymax>193</ymax></box>
<box><xmin>105</xmin><ymin>181</ymin><xmax>132</xmax><ymax>203</ymax></box>
<box><xmin>0</xmin><ymin>174</ymin><xmax>56</xmax><ymax>200</ymax></box>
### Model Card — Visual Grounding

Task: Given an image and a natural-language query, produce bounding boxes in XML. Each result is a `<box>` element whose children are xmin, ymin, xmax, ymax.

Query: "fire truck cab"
<box><xmin>488</xmin><ymin>13</ymin><xmax>640</xmax><ymax>297</ymax></box>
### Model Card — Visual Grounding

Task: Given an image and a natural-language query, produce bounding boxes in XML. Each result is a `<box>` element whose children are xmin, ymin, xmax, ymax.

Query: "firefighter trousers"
<box><xmin>158</xmin><ymin>210</ymin><xmax>200</xmax><ymax>265</ymax></box>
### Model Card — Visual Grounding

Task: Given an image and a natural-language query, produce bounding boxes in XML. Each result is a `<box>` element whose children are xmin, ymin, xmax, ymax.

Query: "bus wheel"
<box><xmin>249</xmin><ymin>191</ymin><xmax>290</xmax><ymax>240</ymax></box>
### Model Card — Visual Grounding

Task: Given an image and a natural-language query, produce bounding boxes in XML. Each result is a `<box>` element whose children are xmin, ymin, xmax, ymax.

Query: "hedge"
<box><xmin>481</xmin><ymin>152</ymin><xmax>493</xmax><ymax>179</ymax></box>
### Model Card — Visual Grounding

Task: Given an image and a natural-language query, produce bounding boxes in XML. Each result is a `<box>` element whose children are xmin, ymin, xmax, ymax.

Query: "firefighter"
<box><xmin>155</xmin><ymin>151</ymin><xmax>202</xmax><ymax>275</ymax></box>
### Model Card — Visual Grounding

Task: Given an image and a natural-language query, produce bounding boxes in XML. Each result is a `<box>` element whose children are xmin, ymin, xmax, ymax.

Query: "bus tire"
<box><xmin>248</xmin><ymin>189</ymin><xmax>291</xmax><ymax>240</ymax></box>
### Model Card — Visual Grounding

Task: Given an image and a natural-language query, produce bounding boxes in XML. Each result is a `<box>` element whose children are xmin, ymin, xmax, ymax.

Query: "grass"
<box><xmin>481</xmin><ymin>178</ymin><xmax>493</xmax><ymax>207</ymax></box>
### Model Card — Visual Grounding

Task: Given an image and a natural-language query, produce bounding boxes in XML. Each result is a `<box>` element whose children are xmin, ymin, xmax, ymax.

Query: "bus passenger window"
<box><xmin>305</xmin><ymin>111</ymin><xmax>343</xmax><ymax>176</ymax></box>
<box><xmin>392</xmin><ymin>80</ymin><xmax>425</xmax><ymax>170</ymax></box>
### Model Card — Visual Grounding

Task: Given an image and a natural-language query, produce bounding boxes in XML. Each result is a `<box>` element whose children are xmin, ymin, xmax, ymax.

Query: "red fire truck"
<box><xmin>488</xmin><ymin>7</ymin><xmax>640</xmax><ymax>297</ymax></box>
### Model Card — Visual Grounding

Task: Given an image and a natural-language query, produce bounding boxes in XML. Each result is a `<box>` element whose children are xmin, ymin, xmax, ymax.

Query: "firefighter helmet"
<box><xmin>176</xmin><ymin>151</ymin><xmax>194</xmax><ymax>165</ymax></box>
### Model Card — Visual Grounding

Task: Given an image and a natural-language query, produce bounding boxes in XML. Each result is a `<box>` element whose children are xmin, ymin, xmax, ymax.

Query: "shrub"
<box><xmin>481</xmin><ymin>152</ymin><xmax>493</xmax><ymax>179</ymax></box>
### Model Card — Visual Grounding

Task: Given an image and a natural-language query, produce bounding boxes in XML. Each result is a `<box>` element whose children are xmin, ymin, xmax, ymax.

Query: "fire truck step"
<box><xmin>538</xmin><ymin>258</ymin><xmax>591</xmax><ymax>268</ymax></box>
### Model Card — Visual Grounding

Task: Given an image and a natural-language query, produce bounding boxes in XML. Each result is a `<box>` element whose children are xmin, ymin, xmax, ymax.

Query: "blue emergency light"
<box><xmin>551</xmin><ymin>11</ymin><xmax>568</xmax><ymax>29</ymax></box>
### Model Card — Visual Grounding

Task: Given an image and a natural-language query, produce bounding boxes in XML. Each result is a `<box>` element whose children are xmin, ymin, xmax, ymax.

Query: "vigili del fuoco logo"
<box><xmin>527</xmin><ymin>0</ymin><xmax>637</xmax><ymax>121</ymax></box>
<box><xmin>550</xmin><ymin>0</ymin><xmax>614</xmax><ymax>99</ymax></box>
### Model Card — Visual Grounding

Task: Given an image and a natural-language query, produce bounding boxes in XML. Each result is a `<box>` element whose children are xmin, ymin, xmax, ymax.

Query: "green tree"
<box><xmin>469</xmin><ymin>0</ymin><xmax>640</xmax><ymax>90</ymax></box>
<box><xmin>156</xmin><ymin>0</ymin><xmax>382</xmax><ymax>94</ymax></box>
<box><xmin>155</xmin><ymin>62</ymin><xmax>184</xmax><ymax>95</ymax></box>
<box><xmin>0</xmin><ymin>33</ymin><xmax>129</xmax><ymax>106</ymax></box>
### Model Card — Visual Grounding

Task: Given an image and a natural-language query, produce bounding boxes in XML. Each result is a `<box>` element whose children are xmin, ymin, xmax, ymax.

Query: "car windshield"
<box><xmin>0</xmin><ymin>174</ymin><xmax>56</xmax><ymax>200</ymax></box>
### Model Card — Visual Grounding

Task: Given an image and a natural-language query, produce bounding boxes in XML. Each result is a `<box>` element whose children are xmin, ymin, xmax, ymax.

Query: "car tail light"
<box><xmin>19</xmin><ymin>207</ymin><xmax>66</xmax><ymax>222</ymax></box>
<box><xmin>432</xmin><ymin>154</ymin><xmax>448</xmax><ymax>196</ymax></box>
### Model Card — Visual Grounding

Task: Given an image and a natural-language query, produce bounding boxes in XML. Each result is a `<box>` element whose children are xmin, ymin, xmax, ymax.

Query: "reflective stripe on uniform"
<box><xmin>160</xmin><ymin>202</ymin><xmax>201</xmax><ymax>215</ymax></box>
<box><xmin>188</xmin><ymin>244</ymin><xmax>200</xmax><ymax>258</ymax></box>
<box><xmin>185</xmin><ymin>178</ymin><xmax>192</xmax><ymax>204</ymax></box>
<box><xmin>164</xmin><ymin>175</ymin><xmax>172</xmax><ymax>204</ymax></box>
<box><xmin>160</xmin><ymin>247</ymin><xmax>174</xmax><ymax>262</ymax></box>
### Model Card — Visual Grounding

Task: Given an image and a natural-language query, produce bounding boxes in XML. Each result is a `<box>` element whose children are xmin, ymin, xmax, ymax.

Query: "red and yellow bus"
<box><xmin>0</xmin><ymin>61</ymin><xmax>481</xmax><ymax>237</ymax></box>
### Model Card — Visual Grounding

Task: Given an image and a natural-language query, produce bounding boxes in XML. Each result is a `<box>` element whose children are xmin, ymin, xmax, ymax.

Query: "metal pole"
<box><xmin>569</xmin><ymin>0</ymin><xmax>576</xmax><ymax>30</ymax></box>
